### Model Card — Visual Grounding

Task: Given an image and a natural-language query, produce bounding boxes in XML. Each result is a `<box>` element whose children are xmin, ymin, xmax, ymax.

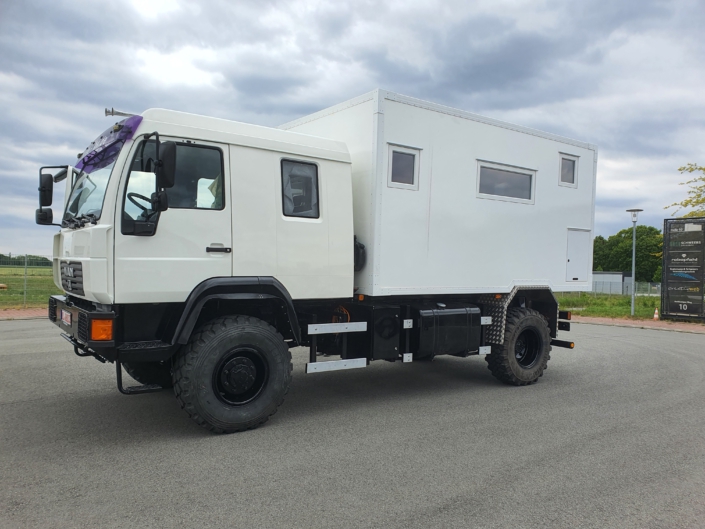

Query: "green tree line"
<box><xmin>593</xmin><ymin>226</ymin><xmax>663</xmax><ymax>282</ymax></box>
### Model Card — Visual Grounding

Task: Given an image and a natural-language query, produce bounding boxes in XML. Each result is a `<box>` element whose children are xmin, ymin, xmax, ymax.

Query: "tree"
<box><xmin>592</xmin><ymin>226</ymin><xmax>662</xmax><ymax>282</ymax></box>
<box><xmin>666</xmin><ymin>163</ymin><xmax>705</xmax><ymax>218</ymax></box>
<box><xmin>592</xmin><ymin>235</ymin><xmax>608</xmax><ymax>271</ymax></box>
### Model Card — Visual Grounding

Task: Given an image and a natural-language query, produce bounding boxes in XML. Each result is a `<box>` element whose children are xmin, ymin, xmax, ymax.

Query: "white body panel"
<box><xmin>114</xmin><ymin>139</ymin><xmax>233</xmax><ymax>303</ymax></box>
<box><xmin>228</xmin><ymin>144</ymin><xmax>353</xmax><ymax>300</ymax></box>
<box><xmin>281</xmin><ymin>90</ymin><xmax>597</xmax><ymax>296</ymax></box>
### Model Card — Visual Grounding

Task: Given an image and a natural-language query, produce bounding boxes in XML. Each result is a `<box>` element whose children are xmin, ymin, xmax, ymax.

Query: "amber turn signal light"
<box><xmin>91</xmin><ymin>319</ymin><xmax>114</xmax><ymax>341</ymax></box>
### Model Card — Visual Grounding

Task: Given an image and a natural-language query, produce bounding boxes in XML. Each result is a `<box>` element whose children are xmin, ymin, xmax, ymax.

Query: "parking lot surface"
<box><xmin>1</xmin><ymin>319</ymin><xmax>704</xmax><ymax>528</ymax></box>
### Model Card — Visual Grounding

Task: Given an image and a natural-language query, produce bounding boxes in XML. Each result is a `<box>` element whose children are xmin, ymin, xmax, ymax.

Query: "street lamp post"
<box><xmin>626</xmin><ymin>209</ymin><xmax>643</xmax><ymax>316</ymax></box>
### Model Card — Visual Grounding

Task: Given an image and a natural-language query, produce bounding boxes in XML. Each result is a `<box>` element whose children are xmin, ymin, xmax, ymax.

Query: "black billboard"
<box><xmin>661</xmin><ymin>218</ymin><xmax>705</xmax><ymax>320</ymax></box>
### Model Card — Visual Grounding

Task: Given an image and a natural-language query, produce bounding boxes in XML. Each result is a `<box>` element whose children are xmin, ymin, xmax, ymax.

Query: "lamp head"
<box><xmin>626</xmin><ymin>208</ymin><xmax>643</xmax><ymax>223</ymax></box>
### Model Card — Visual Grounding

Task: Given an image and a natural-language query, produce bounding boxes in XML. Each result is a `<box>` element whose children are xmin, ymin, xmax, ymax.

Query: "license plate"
<box><xmin>61</xmin><ymin>309</ymin><xmax>72</xmax><ymax>326</ymax></box>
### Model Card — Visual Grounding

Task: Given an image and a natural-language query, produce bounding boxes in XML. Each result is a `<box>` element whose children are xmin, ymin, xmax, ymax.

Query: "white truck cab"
<box><xmin>36</xmin><ymin>90</ymin><xmax>592</xmax><ymax>433</ymax></box>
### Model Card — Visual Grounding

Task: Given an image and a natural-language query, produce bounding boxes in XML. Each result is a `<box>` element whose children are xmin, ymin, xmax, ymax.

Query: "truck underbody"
<box><xmin>49</xmin><ymin>279</ymin><xmax>573</xmax><ymax>431</ymax></box>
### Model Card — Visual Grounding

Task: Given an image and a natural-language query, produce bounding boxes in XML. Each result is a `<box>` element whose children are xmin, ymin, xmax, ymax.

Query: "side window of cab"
<box><xmin>122</xmin><ymin>141</ymin><xmax>225</xmax><ymax>234</ymax></box>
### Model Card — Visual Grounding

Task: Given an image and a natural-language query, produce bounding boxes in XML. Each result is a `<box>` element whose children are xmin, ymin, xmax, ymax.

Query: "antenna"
<box><xmin>105</xmin><ymin>108</ymin><xmax>135</xmax><ymax>117</ymax></box>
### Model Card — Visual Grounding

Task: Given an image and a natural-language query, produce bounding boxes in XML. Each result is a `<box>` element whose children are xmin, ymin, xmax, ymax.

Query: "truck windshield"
<box><xmin>63</xmin><ymin>115</ymin><xmax>143</xmax><ymax>225</ymax></box>
<box><xmin>63</xmin><ymin>158</ymin><xmax>119</xmax><ymax>222</ymax></box>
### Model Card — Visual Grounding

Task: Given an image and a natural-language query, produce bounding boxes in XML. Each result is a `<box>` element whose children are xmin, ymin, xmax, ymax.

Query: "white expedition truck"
<box><xmin>36</xmin><ymin>90</ymin><xmax>595</xmax><ymax>433</ymax></box>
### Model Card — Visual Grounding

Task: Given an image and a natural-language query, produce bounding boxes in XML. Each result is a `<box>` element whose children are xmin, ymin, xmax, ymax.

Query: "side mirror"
<box><xmin>157</xmin><ymin>141</ymin><xmax>176</xmax><ymax>189</ymax></box>
<box><xmin>36</xmin><ymin>208</ymin><xmax>53</xmax><ymax>225</ymax></box>
<box><xmin>39</xmin><ymin>173</ymin><xmax>53</xmax><ymax>207</ymax></box>
<box><xmin>151</xmin><ymin>190</ymin><xmax>169</xmax><ymax>212</ymax></box>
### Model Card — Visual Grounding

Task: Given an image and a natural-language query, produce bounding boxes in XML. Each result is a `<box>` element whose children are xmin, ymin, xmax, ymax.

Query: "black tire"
<box><xmin>172</xmin><ymin>315</ymin><xmax>292</xmax><ymax>433</ymax></box>
<box><xmin>485</xmin><ymin>307</ymin><xmax>551</xmax><ymax>386</ymax></box>
<box><xmin>123</xmin><ymin>361</ymin><xmax>173</xmax><ymax>388</ymax></box>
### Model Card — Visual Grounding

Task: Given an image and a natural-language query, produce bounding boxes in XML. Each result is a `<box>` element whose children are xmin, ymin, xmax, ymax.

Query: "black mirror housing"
<box><xmin>151</xmin><ymin>190</ymin><xmax>169</xmax><ymax>212</ymax></box>
<box><xmin>39</xmin><ymin>173</ymin><xmax>53</xmax><ymax>207</ymax></box>
<box><xmin>157</xmin><ymin>141</ymin><xmax>176</xmax><ymax>189</ymax></box>
<box><xmin>36</xmin><ymin>208</ymin><xmax>53</xmax><ymax>225</ymax></box>
<box><xmin>52</xmin><ymin>167</ymin><xmax>68</xmax><ymax>183</ymax></box>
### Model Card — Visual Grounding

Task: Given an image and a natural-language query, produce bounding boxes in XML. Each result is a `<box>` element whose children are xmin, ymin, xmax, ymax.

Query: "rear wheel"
<box><xmin>485</xmin><ymin>307</ymin><xmax>551</xmax><ymax>385</ymax></box>
<box><xmin>123</xmin><ymin>361</ymin><xmax>173</xmax><ymax>388</ymax></box>
<box><xmin>172</xmin><ymin>315</ymin><xmax>292</xmax><ymax>433</ymax></box>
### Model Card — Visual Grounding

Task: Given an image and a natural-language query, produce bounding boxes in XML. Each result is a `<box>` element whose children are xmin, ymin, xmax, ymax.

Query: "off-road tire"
<box><xmin>123</xmin><ymin>361</ymin><xmax>173</xmax><ymax>389</ymax></box>
<box><xmin>485</xmin><ymin>307</ymin><xmax>551</xmax><ymax>386</ymax></box>
<box><xmin>172</xmin><ymin>315</ymin><xmax>292</xmax><ymax>433</ymax></box>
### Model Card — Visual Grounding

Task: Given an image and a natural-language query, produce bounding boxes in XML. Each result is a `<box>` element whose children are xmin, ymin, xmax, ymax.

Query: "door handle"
<box><xmin>206</xmin><ymin>247</ymin><xmax>231</xmax><ymax>253</ymax></box>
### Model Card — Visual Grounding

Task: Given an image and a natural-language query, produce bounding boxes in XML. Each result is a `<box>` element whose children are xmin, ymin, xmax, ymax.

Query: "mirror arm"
<box><xmin>142</xmin><ymin>131</ymin><xmax>161</xmax><ymax>174</ymax></box>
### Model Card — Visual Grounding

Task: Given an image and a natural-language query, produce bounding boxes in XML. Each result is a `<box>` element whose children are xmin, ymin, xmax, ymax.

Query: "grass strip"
<box><xmin>0</xmin><ymin>267</ymin><xmax>62</xmax><ymax>309</ymax></box>
<box><xmin>556</xmin><ymin>292</ymin><xmax>661</xmax><ymax>319</ymax></box>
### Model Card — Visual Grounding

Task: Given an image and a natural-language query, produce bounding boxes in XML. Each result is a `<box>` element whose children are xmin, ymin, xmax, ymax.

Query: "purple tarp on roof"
<box><xmin>75</xmin><ymin>115</ymin><xmax>143</xmax><ymax>173</ymax></box>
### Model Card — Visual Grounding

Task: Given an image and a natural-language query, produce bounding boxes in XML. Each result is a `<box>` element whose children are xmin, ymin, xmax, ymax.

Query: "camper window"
<box><xmin>477</xmin><ymin>161</ymin><xmax>535</xmax><ymax>204</ymax></box>
<box><xmin>388</xmin><ymin>144</ymin><xmax>420</xmax><ymax>190</ymax></box>
<box><xmin>559</xmin><ymin>154</ymin><xmax>579</xmax><ymax>188</ymax></box>
<box><xmin>281</xmin><ymin>160</ymin><xmax>319</xmax><ymax>218</ymax></box>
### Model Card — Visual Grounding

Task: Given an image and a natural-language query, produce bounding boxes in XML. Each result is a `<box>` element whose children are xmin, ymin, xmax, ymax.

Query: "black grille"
<box><xmin>48</xmin><ymin>297</ymin><xmax>57</xmax><ymax>322</ymax></box>
<box><xmin>78</xmin><ymin>312</ymin><xmax>89</xmax><ymax>343</ymax></box>
<box><xmin>60</xmin><ymin>261</ymin><xmax>85</xmax><ymax>296</ymax></box>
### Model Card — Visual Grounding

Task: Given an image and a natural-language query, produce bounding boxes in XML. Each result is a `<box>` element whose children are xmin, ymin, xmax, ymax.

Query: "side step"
<box><xmin>306</xmin><ymin>358</ymin><xmax>367</xmax><ymax>374</ymax></box>
<box><xmin>115</xmin><ymin>359</ymin><xmax>163</xmax><ymax>395</ymax></box>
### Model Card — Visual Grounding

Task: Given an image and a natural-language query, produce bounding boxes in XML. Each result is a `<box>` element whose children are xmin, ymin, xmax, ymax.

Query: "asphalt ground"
<box><xmin>1</xmin><ymin>319</ymin><xmax>704</xmax><ymax>529</ymax></box>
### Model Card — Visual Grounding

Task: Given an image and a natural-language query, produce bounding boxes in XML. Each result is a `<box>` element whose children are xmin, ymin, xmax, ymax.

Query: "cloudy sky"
<box><xmin>1</xmin><ymin>0</ymin><xmax>704</xmax><ymax>255</ymax></box>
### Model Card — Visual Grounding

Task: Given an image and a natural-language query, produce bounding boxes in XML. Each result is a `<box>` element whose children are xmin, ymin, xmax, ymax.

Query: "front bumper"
<box><xmin>48</xmin><ymin>295</ymin><xmax>177</xmax><ymax>363</ymax></box>
<box><xmin>49</xmin><ymin>295</ymin><xmax>116</xmax><ymax>354</ymax></box>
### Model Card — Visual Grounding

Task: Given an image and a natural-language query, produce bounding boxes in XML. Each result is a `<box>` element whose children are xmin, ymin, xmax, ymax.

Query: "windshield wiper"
<box><xmin>62</xmin><ymin>213</ymin><xmax>98</xmax><ymax>229</ymax></box>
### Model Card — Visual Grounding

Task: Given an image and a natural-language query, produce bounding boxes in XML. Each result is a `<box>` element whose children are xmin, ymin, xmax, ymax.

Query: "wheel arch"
<box><xmin>510</xmin><ymin>288</ymin><xmax>559</xmax><ymax>338</ymax></box>
<box><xmin>172</xmin><ymin>277</ymin><xmax>302</xmax><ymax>346</ymax></box>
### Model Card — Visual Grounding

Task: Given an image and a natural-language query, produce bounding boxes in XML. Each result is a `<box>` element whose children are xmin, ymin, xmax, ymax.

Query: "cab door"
<box><xmin>114</xmin><ymin>139</ymin><xmax>232</xmax><ymax>303</ymax></box>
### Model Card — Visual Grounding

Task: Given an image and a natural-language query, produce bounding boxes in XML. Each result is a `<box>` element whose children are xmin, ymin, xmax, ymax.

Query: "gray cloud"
<box><xmin>1</xmin><ymin>0</ymin><xmax>704</xmax><ymax>254</ymax></box>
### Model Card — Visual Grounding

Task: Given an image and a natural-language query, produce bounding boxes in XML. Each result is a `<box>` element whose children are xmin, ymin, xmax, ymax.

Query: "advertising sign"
<box><xmin>661</xmin><ymin>218</ymin><xmax>705</xmax><ymax>320</ymax></box>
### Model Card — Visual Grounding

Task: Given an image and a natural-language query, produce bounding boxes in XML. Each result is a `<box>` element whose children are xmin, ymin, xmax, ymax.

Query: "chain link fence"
<box><xmin>592</xmin><ymin>281</ymin><xmax>661</xmax><ymax>296</ymax></box>
<box><xmin>0</xmin><ymin>254</ymin><xmax>61</xmax><ymax>309</ymax></box>
<box><xmin>557</xmin><ymin>281</ymin><xmax>661</xmax><ymax>299</ymax></box>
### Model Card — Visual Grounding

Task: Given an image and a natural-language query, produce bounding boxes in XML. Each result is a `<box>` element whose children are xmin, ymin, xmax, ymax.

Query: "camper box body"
<box><xmin>281</xmin><ymin>90</ymin><xmax>597</xmax><ymax>298</ymax></box>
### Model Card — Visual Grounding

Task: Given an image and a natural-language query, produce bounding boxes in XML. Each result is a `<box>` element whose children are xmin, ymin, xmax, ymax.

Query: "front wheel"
<box><xmin>172</xmin><ymin>315</ymin><xmax>292</xmax><ymax>433</ymax></box>
<box><xmin>485</xmin><ymin>307</ymin><xmax>551</xmax><ymax>385</ymax></box>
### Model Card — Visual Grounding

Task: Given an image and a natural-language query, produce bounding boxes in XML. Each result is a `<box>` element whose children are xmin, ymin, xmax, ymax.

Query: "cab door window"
<box><xmin>122</xmin><ymin>141</ymin><xmax>225</xmax><ymax>234</ymax></box>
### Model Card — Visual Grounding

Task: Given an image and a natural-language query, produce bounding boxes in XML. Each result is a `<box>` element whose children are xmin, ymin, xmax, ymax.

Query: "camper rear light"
<box><xmin>559</xmin><ymin>310</ymin><xmax>572</xmax><ymax>320</ymax></box>
<box><xmin>91</xmin><ymin>319</ymin><xmax>114</xmax><ymax>341</ymax></box>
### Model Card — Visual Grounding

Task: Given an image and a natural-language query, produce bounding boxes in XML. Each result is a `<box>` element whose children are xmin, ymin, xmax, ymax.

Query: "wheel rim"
<box><xmin>514</xmin><ymin>329</ymin><xmax>541</xmax><ymax>369</ymax></box>
<box><xmin>213</xmin><ymin>347</ymin><xmax>269</xmax><ymax>405</ymax></box>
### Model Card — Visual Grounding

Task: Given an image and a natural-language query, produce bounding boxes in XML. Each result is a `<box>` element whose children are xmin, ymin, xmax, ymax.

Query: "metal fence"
<box><xmin>590</xmin><ymin>281</ymin><xmax>661</xmax><ymax>297</ymax></box>
<box><xmin>546</xmin><ymin>281</ymin><xmax>664</xmax><ymax>301</ymax></box>
<box><xmin>0</xmin><ymin>254</ymin><xmax>60</xmax><ymax>309</ymax></box>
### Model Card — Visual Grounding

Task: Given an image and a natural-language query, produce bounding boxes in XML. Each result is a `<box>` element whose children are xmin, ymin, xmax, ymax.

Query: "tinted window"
<box><xmin>169</xmin><ymin>145</ymin><xmax>224</xmax><ymax>209</ymax></box>
<box><xmin>391</xmin><ymin>151</ymin><xmax>415</xmax><ymax>185</ymax></box>
<box><xmin>479</xmin><ymin>166</ymin><xmax>532</xmax><ymax>200</ymax></box>
<box><xmin>282</xmin><ymin>160</ymin><xmax>319</xmax><ymax>218</ymax></box>
<box><xmin>561</xmin><ymin>157</ymin><xmax>576</xmax><ymax>184</ymax></box>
